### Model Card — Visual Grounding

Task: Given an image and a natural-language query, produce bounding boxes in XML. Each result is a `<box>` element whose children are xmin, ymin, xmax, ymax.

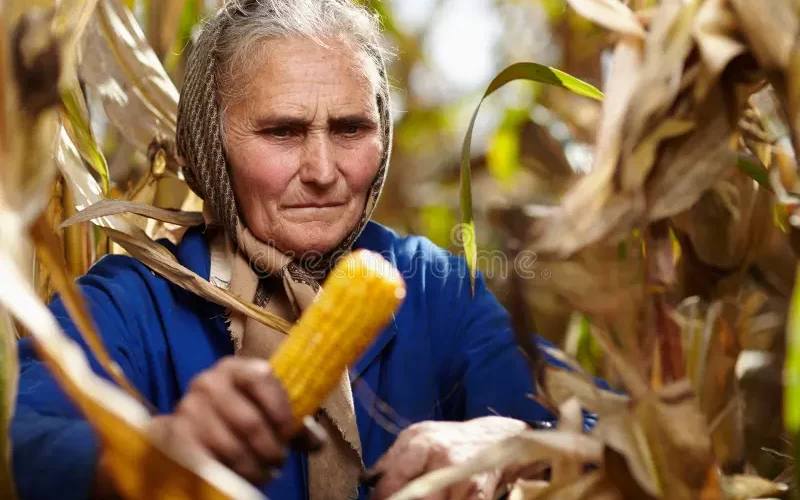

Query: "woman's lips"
<box><xmin>281</xmin><ymin>203</ymin><xmax>347</xmax><ymax>220</ymax></box>
<box><xmin>284</xmin><ymin>202</ymin><xmax>346</xmax><ymax>209</ymax></box>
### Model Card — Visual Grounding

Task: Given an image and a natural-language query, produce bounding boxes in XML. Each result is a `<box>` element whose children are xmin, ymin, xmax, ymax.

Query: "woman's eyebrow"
<box><xmin>253</xmin><ymin>115</ymin><xmax>310</xmax><ymax>128</ymax></box>
<box><xmin>252</xmin><ymin>113</ymin><xmax>377</xmax><ymax>128</ymax></box>
<box><xmin>328</xmin><ymin>114</ymin><xmax>378</xmax><ymax>126</ymax></box>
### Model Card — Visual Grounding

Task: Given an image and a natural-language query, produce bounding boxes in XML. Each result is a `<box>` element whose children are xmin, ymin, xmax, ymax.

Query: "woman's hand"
<box><xmin>147</xmin><ymin>356</ymin><xmax>326</xmax><ymax>484</ymax></box>
<box><xmin>369</xmin><ymin>416</ymin><xmax>527</xmax><ymax>500</ymax></box>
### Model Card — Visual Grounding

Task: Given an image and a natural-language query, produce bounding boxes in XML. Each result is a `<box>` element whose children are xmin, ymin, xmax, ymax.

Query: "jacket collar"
<box><xmin>175</xmin><ymin>223</ymin><xmax>399</xmax><ymax>380</ymax></box>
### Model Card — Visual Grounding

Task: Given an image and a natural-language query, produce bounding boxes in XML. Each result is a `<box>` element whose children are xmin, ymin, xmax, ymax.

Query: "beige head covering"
<box><xmin>175</xmin><ymin>2</ymin><xmax>393</xmax><ymax>498</ymax></box>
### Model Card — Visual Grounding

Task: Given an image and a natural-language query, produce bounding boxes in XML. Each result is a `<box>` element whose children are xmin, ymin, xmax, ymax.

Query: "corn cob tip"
<box><xmin>270</xmin><ymin>249</ymin><xmax>407</xmax><ymax>423</ymax></box>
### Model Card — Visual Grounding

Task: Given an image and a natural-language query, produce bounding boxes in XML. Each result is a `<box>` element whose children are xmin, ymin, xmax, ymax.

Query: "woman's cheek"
<box><xmin>237</xmin><ymin>147</ymin><xmax>293</xmax><ymax>199</ymax></box>
<box><xmin>344</xmin><ymin>141</ymin><xmax>383</xmax><ymax>192</ymax></box>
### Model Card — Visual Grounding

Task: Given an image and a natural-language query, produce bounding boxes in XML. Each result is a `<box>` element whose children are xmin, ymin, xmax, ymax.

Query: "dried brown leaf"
<box><xmin>0</xmin><ymin>308</ymin><xmax>18</xmax><ymax>500</ymax></box>
<box><xmin>672</xmin><ymin>167</ymin><xmax>773</xmax><ymax>271</ymax></box>
<box><xmin>621</xmin><ymin>0</ymin><xmax>698</xmax><ymax>156</ymax></box>
<box><xmin>0</xmin><ymin>250</ymin><xmax>262</xmax><ymax>500</ymax></box>
<box><xmin>588</xmin><ymin>326</ymin><xmax>650</xmax><ymax>399</ymax></box>
<box><xmin>646</xmin><ymin>87</ymin><xmax>739</xmax><ymax>221</ymax></box>
<box><xmin>56</xmin><ymin>0</ymin><xmax>101</xmax><ymax>88</ymax></box>
<box><xmin>98</xmin><ymin>225</ymin><xmax>292</xmax><ymax>334</ymax></box>
<box><xmin>532</xmin><ymin>39</ymin><xmax>642</xmax><ymax>257</ymax></box>
<box><xmin>592</xmin><ymin>410</ymin><xmax>660</xmax><ymax>497</ymax></box>
<box><xmin>55</xmin><ymin>126</ymin><xmax>136</xmax><ymax>232</ymax></box>
<box><xmin>386</xmin><ymin>431</ymin><xmax>603</xmax><ymax>500</ymax></box>
<box><xmin>535</xmin><ymin>471</ymin><xmax>621</xmax><ymax>500</ymax></box>
<box><xmin>543</xmin><ymin>366</ymin><xmax>630</xmax><ymax>418</ymax></box>
<box><xmin>147</xmin><ymin>0</ymin><xmax>185</xmax><ymax>60</ymax></box>
<box><xmin>79</xmin><ymin>0</ymin><xmax>178</xmax><ymax>152</ymax></box>
<box><xmin>30</xmin><ymin>214</ymin><xmax>150</xmax><ymax>406</ymax></box>
<box><xmin>696</xmin><ymin>305</ymin><xmax>743</xmax><ymax>467</ymax></box>
<box><xmin>55</xmin><ymin>129</ymin><xmax>290</xmax><ymax>334</ymax></box>
<box><xmin>59</xmin><ymin>198</ymin><xmax>204</xmax><ymax>229</ymax></box>
<box><xmin>635</xmin><ymin>381</ymin><xmax>720</xmax><ymax>500</ymax></box>
<box><xmin>730</xmin><ymin>0</ymin><xmax>798</xmax><ymax>70</ymax></box>
<box><xmin>508</xmin><ymin>479</ymin><xmax>550</xmax><ymax>500</ymax></box>
<box><xmin>692</xmin><ymin>0</ymin><xmax>747</xmax><ymax>100</ymax></box>
<box><xmin>565</xmin><ymin>0</ymin><xmax>646</xmax><ymax>39</ymax></box>
<box><xmin>523</xmin><ymin>243</ymin><xmax>642</xmax><ymax>321</ymax></box>
<box><xmin>721</xmin><ymin>474</ymin><xmax>788</xmax><ymax>500</ymax></box>
<box><xmin>551</xmin><ymin>399</ymin><xmax>584</xmax><ymax>483</ymax></box>
<box><xmin>623</xmin><ymin>119</ymin><xmax>695</xmax><ymax>192</ymax></box>
<box><xmin>603</xmin><ymin>446</ymin><xmax>657</xmax><ymax>500</ymax></box>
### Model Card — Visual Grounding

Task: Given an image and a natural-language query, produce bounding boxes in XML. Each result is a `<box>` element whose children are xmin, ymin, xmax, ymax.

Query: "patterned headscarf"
<box><xmin>176</xmin><ymin>1</ymin><xmax>392</xmax><ymax>279</ymax></box>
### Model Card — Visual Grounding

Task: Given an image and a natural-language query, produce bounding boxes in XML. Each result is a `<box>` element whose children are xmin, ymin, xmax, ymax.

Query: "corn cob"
<box><xmin>270</xmin><ymin>250</ymin><xmax>407</xmax><ymax>423</ymax></box>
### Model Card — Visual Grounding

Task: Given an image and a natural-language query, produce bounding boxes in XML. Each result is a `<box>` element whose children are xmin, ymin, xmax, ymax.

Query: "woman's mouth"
<box><xmin>284</xmin><ymin>202</ymin><xmax>346</xmax><ymax>209</ymax></box>
<box><xmin>281</xmin><ymin>203</ymin><xmax>348</xmax><ymax>221</ymax></box>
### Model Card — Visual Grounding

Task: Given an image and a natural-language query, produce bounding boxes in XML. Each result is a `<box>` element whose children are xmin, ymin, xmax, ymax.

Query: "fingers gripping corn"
<box><xmin>270</xmin><ymin>250</ymin><xmax>407</xmax><ymax>422</ymax></box>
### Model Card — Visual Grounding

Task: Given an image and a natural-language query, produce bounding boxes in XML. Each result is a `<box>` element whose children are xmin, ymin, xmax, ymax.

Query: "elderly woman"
<box><xmin>11</xmin><ymin>1</ymin><xmax>575</xmax><ymax>499</ymax></box>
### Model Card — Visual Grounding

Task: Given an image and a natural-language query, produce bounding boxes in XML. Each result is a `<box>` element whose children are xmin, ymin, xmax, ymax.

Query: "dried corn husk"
<box><xmin>79</xmin><ymin>0</ymin><xmax>178</xmax><ymax>153</ymax></box>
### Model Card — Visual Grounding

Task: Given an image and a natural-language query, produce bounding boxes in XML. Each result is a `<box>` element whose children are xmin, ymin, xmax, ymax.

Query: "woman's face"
<box><xmin>224</xmin><ymin>36</ymin><xmax>382</xmax><ymax>257</ymax></box>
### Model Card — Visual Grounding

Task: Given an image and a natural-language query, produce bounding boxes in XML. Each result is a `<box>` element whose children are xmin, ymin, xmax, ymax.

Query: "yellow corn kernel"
<box><xmin>270</xmin><ymin>250</ymin><xmax>407</xmax><ymax>423</ymax></box>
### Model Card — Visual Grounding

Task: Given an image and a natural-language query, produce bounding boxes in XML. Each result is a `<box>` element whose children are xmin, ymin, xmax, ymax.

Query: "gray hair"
<box><xmin>213</xmin><ymin>0</ymin><xmax>388</xmax><ymax>126</ymax></box>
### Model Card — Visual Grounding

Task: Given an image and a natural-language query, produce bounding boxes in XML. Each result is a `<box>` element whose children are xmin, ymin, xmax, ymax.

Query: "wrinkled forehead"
<box><xmin>217</xmin><ymin>34</ymin><xmax>382</xmax><ymax>111</ymax></box>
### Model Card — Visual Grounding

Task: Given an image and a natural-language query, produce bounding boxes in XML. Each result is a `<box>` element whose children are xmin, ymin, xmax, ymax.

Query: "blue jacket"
<box><xmin>11</xmin><ymin>221</ymin><xmax>561</xmax><ymax>500</ymax></box>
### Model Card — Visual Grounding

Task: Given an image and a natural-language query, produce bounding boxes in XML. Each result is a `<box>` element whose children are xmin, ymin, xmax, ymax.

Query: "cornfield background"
<box><xmin>3</xmin><ymin>0</ymin><xmax>800</xmax><ymax>498</ymax></box>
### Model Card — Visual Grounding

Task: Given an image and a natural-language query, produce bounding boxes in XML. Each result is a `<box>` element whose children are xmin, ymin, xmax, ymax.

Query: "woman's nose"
<box><xmin>299</xmin><ymin>134</ymin><xmax>337</xmax><ymax>188</ymax></box>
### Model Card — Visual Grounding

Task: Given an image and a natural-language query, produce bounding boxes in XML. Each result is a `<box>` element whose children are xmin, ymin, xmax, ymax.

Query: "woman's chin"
<box><xmin>278</xmin><ymin>234</ymin><xmax>349</xmax><ymax>259</ymax></box>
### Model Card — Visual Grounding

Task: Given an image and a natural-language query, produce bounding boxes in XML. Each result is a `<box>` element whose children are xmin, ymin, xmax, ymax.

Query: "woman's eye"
<box><xmin>267</xmin><ymin>127</ymin><xmax>292</xmax><ymax>138</ymax></box>
<box><xmin>336</xmin><ymin>124</ymin><xmax>362</xmax><ymax>137</ymax></box>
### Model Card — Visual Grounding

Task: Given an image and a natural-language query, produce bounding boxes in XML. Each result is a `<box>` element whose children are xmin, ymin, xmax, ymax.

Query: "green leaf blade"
<box><xmin>459</xmin><ymin>62</ymin><xmax>603</xmax><ymax>292</ymax></box>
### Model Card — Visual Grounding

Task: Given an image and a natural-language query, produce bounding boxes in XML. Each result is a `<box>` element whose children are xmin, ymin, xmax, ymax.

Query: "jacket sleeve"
<box><xmin>11</xmin><ymin>255</ymin><xmax>165</xmax><ymax>500</ymax></box>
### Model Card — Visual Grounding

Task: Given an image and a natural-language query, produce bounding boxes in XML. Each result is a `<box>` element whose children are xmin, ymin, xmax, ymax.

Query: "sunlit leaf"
<box><xmin>60</xmin><ymin>86</ymin><xmax>110</xmax><ymax>193</ymax></box>
<box><xmin>55</xmin><ymin>0</ymin><xmax>102</xmax><ymax>89</ymax></box>
<box><xmin>79</xmin><ymin>0</ymin><xmax>179</xmax><ymax>152</ymax></box>
<box><xmin>461</xmin><ymin>62</ymin><xmax>603</xmax><ymax>290</ymax></box>
<box><xmin>55</xmin><ymin>126</ymin><xmax>135</xmax><ymax>232</ymax></box>
<box><xmin>565</xmin><ymin>0</ymin><xmax>647</xmax><ymax>39</ymax></box>
<box><xmin>721</xmin><ymin>474</ymin><xmax>788</xmax><ymax>500</ymax></box>
<box><xmin>60</xmin><ymin>198</ymin><xmax>204</xmax><ymax>228</ymax></box>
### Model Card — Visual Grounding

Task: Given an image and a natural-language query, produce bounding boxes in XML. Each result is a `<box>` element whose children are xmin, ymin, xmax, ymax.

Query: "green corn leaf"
<box><xmin>60</xmin><ymin>87</ymin><xmax>110</xmax><ymax>194</ymax></box>
<box><xmin>460</xmin><ymin>62</ymin><xmax>603</xmax><ymax>292</ymax></box>
<box><xmin>785</xmin><ymin>261</ymin><xmax>800</xmax><ymax>496</ymax></box>
<box><xmin>735</xmin><ymin>153</ymin><xmax>772</xmax><ymax>192</ymax></box>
